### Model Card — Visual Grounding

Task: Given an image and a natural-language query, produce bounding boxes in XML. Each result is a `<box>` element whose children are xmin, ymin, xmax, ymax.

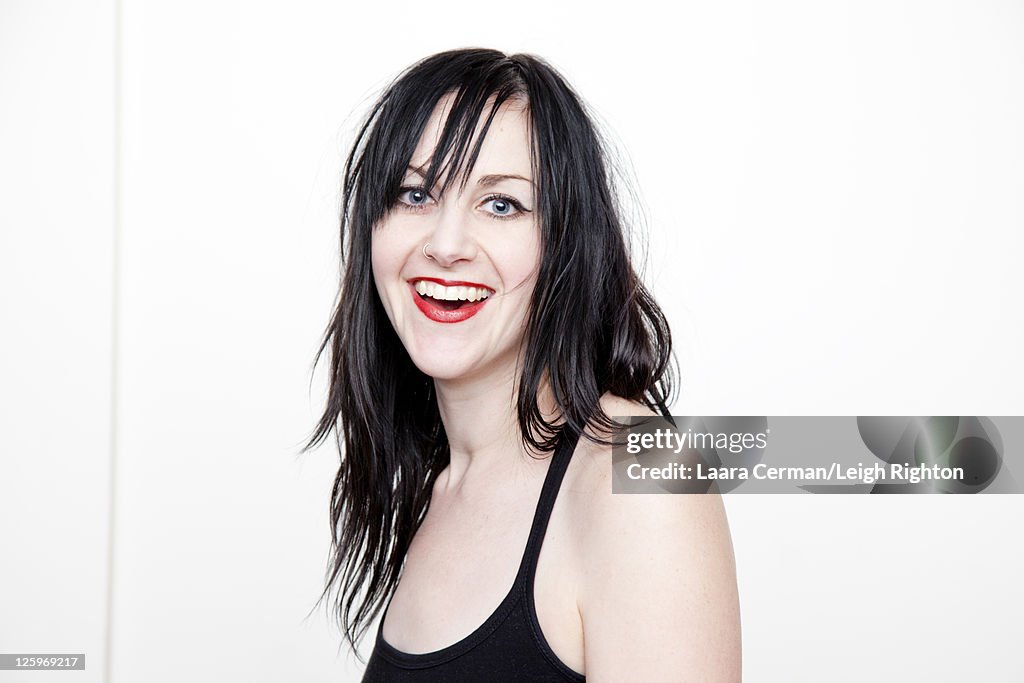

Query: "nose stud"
<box><xmin>423</xmin><ymin>242</ymin><xmax>433</xmax><ymax>260</ymax></box>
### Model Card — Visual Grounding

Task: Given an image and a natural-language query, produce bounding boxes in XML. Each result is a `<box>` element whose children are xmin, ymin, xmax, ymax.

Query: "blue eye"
<box><xmin>397</xmin><ymin>187</ymin><xmax>434</xmax><ymax>209</ymax></box>
<box><xmin>481</xmin><ymin>194</ymin><xmax>527</xmax><ymax>220</ymax></box>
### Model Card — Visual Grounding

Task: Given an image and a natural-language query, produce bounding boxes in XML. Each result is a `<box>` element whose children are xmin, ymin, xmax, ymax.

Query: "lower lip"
<box><xmin>409</xmin><ymin>283</ymin><xmax>490</xmax><ymax>323</ymax></box>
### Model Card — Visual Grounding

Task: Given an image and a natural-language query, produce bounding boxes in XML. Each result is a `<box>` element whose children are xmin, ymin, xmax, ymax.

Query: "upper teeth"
<box><xmin>414</xmin><ymin>281</ymin><xmax>491</xmax><ymax>302</ymax></box>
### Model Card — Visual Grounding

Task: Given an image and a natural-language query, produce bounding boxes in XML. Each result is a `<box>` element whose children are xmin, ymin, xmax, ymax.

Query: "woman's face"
<box><xmin>371</xmin><ymin>96</ymin><xmax>541</xmax><ymax>382</ymax></box>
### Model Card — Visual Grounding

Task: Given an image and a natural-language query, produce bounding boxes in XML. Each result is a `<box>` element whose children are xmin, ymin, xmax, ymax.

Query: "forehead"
<box><xmin>408</xmin><ymin>93</ymin><xmax>533</xmax><ymax>184</ymax></box>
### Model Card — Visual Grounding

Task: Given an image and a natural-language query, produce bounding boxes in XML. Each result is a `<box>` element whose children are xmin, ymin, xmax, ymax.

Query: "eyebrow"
<box><xmin>477</xmin><ymin>173</ymin><xmax>533</xmax><ymax>188</ymax></box>
<box><xmin>406</xmin><ymin>164</ymin><xmax>533</xmax><ymax>188</ymax></box>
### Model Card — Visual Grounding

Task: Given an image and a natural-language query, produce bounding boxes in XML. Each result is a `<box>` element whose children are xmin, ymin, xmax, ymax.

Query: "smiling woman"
<box><xmin>372</xmin><ymin>95</ymin><xmax>540</xmax><ymax>379</ymax></box>
<box><xmin>305</xmin><ymin>48</ymin><xmax>741</xmax><ymax>682</ymax></box>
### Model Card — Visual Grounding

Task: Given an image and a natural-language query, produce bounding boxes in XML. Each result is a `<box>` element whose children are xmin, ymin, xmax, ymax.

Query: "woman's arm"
<box><xmin>577</xmin><ymin>475</ymin><xmax>742</xmax><ymax>681</ymax></box>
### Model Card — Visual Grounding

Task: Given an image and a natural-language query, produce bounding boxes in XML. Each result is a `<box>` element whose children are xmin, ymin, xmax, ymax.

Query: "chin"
<box><xmin>407</xmin><ymin>341</ymin><xmax>515</xmax><ymax>383</ymax></box>
<box><xmin>409</xmin><ymin>355</ymin><xmax>478</xmax><ymax>381</ymax></box>
<box><xmin>398</xmin><ymin>326</ymin><xmax>520</xmax><ymax>382</ymax></box>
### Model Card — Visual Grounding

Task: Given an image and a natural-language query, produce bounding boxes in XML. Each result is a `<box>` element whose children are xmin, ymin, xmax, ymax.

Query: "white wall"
<box><xmin>2</xmin><ymin>1</ymin><xmax>1022</xmax><ymax>682</ymax></box>
<box><xmin>110</xmin><ymin>0</ymin><xmax>346</xmax><ymax>679</ymax></box>
<box><xmin>0</xmin><ymin>1</ymin><xmax>114</xmax><ymax>681</ymax></box>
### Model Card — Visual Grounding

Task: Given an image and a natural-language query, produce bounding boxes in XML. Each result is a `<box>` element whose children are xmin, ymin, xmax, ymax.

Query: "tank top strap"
<box><xmin>515</xmin><ymin>427</ymin><xmax>582</xmax><ymax>588</ymax></box>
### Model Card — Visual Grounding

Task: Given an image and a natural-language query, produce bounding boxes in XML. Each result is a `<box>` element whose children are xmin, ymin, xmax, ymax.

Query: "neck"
<box><xmin>433</xmin><ymin>358</ymin><xmax>558</xmax><ymax>488</ymax></box>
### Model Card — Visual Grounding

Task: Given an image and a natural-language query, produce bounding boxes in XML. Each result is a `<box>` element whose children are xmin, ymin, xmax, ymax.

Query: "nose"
<box><xmin>424</xmin><ymin>201</ymin><xmax>477</xmax><ymax>267</ymax></box>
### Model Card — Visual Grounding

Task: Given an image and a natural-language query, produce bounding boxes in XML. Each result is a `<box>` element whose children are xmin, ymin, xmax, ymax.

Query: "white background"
<box><xmin>2</xmin><ymin>1</ymin><xmax>1022</xmax><ymax>681</ymax></box>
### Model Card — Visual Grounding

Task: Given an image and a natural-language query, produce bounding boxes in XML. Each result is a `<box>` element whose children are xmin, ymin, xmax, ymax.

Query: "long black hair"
<box><xmin>303</xmin><ymin>48</ymin><xmax>676</xmax><ymax>651</ymax></box>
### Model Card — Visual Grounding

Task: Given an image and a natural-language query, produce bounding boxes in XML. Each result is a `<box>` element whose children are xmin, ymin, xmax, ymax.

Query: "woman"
<box><xmin>306</xmin><ymin>48</ymin><xmax>741</xmax><ymax>681</ymax></box>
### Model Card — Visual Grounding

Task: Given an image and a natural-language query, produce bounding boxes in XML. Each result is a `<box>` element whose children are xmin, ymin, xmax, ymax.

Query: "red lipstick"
<box><xmin>408</xmin><ymin>279</ymin><xmax>493</xmax><ymax>324</ymax></box>
<box><xmin>413</xmin><ymin>276</ymin><xmax>492</xmax><ymax>289</ymax></box>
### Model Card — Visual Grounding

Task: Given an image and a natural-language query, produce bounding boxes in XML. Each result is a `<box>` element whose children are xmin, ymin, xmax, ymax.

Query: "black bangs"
<box><xmin>351</xmin><ymin>49</ymin><xmax>529</xmax><ymax>237</ymax></box>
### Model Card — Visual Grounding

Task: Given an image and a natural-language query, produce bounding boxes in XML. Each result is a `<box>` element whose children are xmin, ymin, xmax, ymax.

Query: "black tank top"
<box><xmin>362</xmin><ymin>429</ymin><xmax>586</xmax><ymax>682</ymax></box>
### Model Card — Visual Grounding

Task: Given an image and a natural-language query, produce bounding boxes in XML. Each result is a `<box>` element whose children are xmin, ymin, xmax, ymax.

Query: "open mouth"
<box><xmin>420</xmin><ymin>295</ymin><xmax>471</xmax><ymax>311</ymax></box>
<box><xmin>408</xmin><ymin>278</ymin><xmax>494</xmax><ymax>323</ymax></box>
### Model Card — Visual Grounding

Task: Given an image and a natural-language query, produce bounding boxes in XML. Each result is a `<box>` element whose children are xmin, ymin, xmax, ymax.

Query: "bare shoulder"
<box><xmin>563</xmin><ymin>394</ymin><xmax>742</xmax><ymax>682</ymax></box>
<box><xmin>564</xmin><ymin>393</ymin><xmax>672</xmax><ymax>506</ymax></box>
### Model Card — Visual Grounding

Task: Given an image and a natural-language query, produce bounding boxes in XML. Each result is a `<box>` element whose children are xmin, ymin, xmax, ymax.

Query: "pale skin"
<box><xmin>370</xmin><ymin>94</ymin><xmax>742</xmax><ymax>681</ymax></box>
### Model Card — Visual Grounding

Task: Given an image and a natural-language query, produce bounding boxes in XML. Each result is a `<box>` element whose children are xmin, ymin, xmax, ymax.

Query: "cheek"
<box><xmin>371</xmin><ymin>223</ymin><xmax>401</xmax><ymax>272</ymax></box>
<box><xmin>370</xmin><ymin>229</ymin><xmax>404</xmax><ymax>311</ymax></box>
<box><xmin>487</xmin><ymin>229</ymin><xmax>541</xmax><ymax>323</ymax></box>
<box><xmin>504</xmin><ymin>228</ymin><xmax>541</xmax><ymax>289</ymax></box>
